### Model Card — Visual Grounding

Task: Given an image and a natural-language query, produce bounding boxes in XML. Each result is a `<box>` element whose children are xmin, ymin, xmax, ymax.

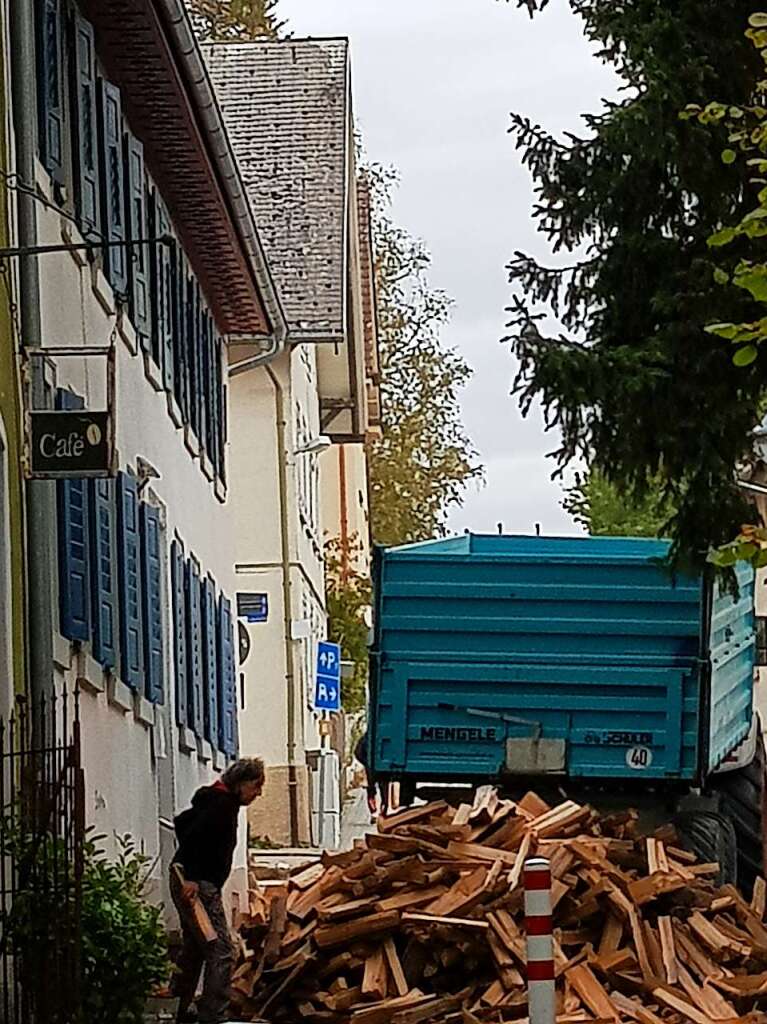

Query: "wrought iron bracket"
<box><xmin>0</xmin><ymin>234</ymin><xmax>173</xmax><ymax>260</ymax></box>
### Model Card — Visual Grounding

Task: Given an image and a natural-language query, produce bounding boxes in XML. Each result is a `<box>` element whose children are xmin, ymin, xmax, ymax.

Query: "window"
<box><xmin>56</xmin><ymin>390</ymin><xmax>90</xmax><ymax>642</ymax></box>
<box><xmin>97</xmin><ymin>78</ymin><xmax>128</xmax><ymax>294</ymax></box>
<box><xmin>124</xmin><ymin>134</ymin><xmax>149</xmax><ymax>345</ymax></box>
<box><xmin>170</xmin><ymin>539</ymin><xmax>238</xmax><ymax>757</ymax></box>
<box><xmin>116</xmin><ymin>471</ymin><xmax>143</xmax><ymax>688</ymax></box>
<box><xmin>71</xmin><ymin>14</ymin><xmax>99</xmax><ymax>232</ymax></box>
<box><xmin>36</xmin><ymin>0</ymin><xmax>65</xmax><ymax>182</ymax></box>
<box><xmin>140</xmin><ymin>503</ymin><xmax>164</xmax><ymax>704</ymax></box>
<box><xmin>56</xmin><ymin>405</ymin><xmax>166</xmax><ymax>704</ymax></box>
<box><xmin>41</xmin><ymin>4</ymin><xmax>228</xmax><ymax>484</ymax></box>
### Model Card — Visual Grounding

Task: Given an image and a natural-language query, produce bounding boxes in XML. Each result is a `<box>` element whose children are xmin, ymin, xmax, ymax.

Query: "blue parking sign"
<box><xmin>314</xmin><ymin>641</ymin><xmax>341</xmax><ymax>712</ymax></box>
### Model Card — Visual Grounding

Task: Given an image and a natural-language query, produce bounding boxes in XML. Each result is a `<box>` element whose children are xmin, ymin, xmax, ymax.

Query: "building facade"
<box><xmin>0</xmin><ymin>0</ymin><xmax>25</xmax><ymax>719</ymax></box>
<box><xmin>15</xmin><ymin>0</ymin><xmax>284</xmax><ymax>903</ymax></box>
<box><xmin>207</xmin><ymin>38</ymin><xmax>372</xmax><ymax>847</ymax></box>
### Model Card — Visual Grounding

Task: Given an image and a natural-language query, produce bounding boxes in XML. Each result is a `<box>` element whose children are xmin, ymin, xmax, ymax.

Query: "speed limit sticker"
<box><xmin>626</xmin><ymin>746</ymin><xmax>653</xmax><ymax>770</ymax></box>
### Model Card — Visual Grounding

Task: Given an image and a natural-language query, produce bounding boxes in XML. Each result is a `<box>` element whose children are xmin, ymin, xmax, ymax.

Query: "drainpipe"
<box><xmin>10</xmin><ymin>0</ymin><xmax>54</xmax><ymax>708</ymax></box>
<box><xmin>264</xmin><ymin>363</ymin><xmax>300</xmax><ymax>848</ymax></box>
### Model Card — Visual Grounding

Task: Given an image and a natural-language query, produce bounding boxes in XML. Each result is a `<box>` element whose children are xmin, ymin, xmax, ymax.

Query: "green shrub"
<box><xmin>81</xmin><ymin>832</ymin><xmax>170</xmax><ymax>1024</ymax></box>
<box><xmin>0</xmin><ymin>822</ymin><xmax>169</xmax><ymax>1024</ymax></box>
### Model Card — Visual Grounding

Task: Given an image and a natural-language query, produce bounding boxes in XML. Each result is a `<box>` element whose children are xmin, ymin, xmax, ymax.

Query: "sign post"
<box><xmin>24</xmin><ymin>343</ymin><xmax>116</xmax><ymax>479</ymax></box>
<box><xmin>314</xmin><ymin>641</ymin><xmax>341</xmax><ymax>850</ymax></box>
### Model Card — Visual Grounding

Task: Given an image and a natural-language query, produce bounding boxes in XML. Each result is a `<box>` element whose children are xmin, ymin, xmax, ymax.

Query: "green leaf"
<box><xmin>722</xmin><ymin>148</ymin><xmax>738</xmax><ymax>164</ymax></box>
<box><xmin>705</xmin><ymin>322</ymin><xmax>739</xmax><ymax>339</ymax></box>
<box><xmin>754</xmin><ymin>549</ymin><xmax>767</xmax><ymax>568</ymax></box>
<box><xmin>713</xmin><ymin>268</ymin><xmax>730</xmax><ymax>285</ymax></box>
<box><xmin>708</xmin><ymin>226</ymin><xmax>737</xmax><ymax>247</ymax></box>
<box><xmin>733</xmin><ymin>344</ymin><xmax>759</xmax><ymax>366</ymax></box>
<box><xmin>738</xmin><ymin>541</ymin><xmax>759</xmax><ymax>560</ymax></box>
<box><xmin>709</xmin><ymin>546</ymin><xmax>739</xmax><ymax>567</ymax></box>
<box><xmin>733</xmin><ymin>264</ymin><xmax>767</xmax><ymax>301</ymax></box>
<box><xmin>749</xmin><ymin>12</ymin><xmax>767</xmax><ymax>28</ymax></box>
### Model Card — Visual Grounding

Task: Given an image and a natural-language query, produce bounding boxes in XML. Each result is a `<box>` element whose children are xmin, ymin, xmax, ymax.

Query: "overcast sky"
<box><xmin>279</xmin><ymin>0</ymin><xmax>620</xmax><ymax>537</ymax></box>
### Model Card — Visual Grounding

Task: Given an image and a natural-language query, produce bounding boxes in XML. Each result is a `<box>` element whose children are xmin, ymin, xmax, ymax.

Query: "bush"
<box><xmin>0</xmin><ymin>822</ymin><xmax>169</xmax><ymax>1024</ymax></box>
<box><xmin>81</xmin><ymin>832</ymin><xmax>170</xmax><ymax>1024</ymax></box>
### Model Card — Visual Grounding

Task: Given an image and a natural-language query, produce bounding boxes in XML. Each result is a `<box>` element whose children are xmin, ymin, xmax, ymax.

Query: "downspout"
<box><xmin>338</xmin><ymin>445</ymin><xmax>349</xmax><ymax>582</ymax></box>
<box><xmin>10</xmin><ymin>0</ymin><xmax>54</xmax><ymax>707</ymax></box>
<box><xmin>264</xmin><ymin>363</ymin><xmax>300</xmax><ymax>848</ymax></box>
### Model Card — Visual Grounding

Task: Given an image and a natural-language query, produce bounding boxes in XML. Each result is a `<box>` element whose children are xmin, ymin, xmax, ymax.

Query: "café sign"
<box><xmin>29</xmin><ymin>410</ymin><xmax>113</xmax><ymax>478</ymax></box>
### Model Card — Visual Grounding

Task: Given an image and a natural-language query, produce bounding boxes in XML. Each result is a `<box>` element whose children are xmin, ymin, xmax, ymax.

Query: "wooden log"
<box><xmin>383</xmin><ymin>936</ymin><xmax>409</xmax><ymax>997</ymax></box>
<box><xmin>171</xmin><ymin>863</ymin><xmax>217</xmax><ymax>944</ymax></box>
<box><xmin>315</xmin><ymin>910</ymin><xmax>401</xmax><ymax>950</ymax></box>
<box><xmin>362</xmin><ymin>946</ymin><xmax>389</xmax><ymax>1001</ymax></box>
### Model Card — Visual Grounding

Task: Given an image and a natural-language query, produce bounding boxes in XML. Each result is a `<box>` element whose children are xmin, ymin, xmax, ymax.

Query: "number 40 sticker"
<box><xmin>626</xmin><ymin>746</ymin><xmax>653</xmax><ymax>770</ymax></box>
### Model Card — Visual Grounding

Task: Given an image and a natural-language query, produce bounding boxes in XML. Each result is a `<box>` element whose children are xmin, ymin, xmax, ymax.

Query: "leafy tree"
<box><xmin>325</xmin><ymin>537</ymin><xmax>371</xmax><ymax>714</ymax></box>
<box><xmin>505</xmin><ymin>1</ymin><xmax>767</xmax><ymax>570</ymax></box>
<box><xmin>682</xmin><ymin>12</ymin><xmax>767</xmax><ymax>569</ymax></box>
<box><xmin>366</xmin><ymin>164</ymin><xmax>482</xmax><ymax>546</ymax></box>
<box><xmin>562</xmin><ymin>469</ymin><xmax>673</xmax><ymax>537</ymax></box>
<box><xmin>185</xmin><ymin>0</ymin><xmax>285</xmax><ymax>40</ymax></box>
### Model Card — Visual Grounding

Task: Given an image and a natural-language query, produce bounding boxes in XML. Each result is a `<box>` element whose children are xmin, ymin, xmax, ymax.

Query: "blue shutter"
<box><xmin>124</xmin><ymin>134</ymin><xmax>149</xmax><ymax>347</ymax></box>
<box><xmin>171</xmin><ymin>540</ymin><xmax>188</xmax><ymax>727</ymax></box>
<box><xmin>149</xmin><ymin>190</ymin><xmax>172</xmax><ymax>377</ymax></box>
<box><xmin>201</xmin><ymin>577</ymin><xmax>219</xmax><ymax>746</ymax></box>
<box><xmin>97</xmin><ymin>79</ymin><xmax>128</xmax><ymax>295</ymax></box>
<box><xmin>162</xmin><ymin>239</ymin><xmax>175</xmax><ymax>394</ymax></box>
<box><xmin>172</xmin><ymin>255</ymin><xmax>189</xmax><ymax>419</ymax></box>
<box><xmin>203</xmin><ymin>318</ymin><xmax>218</xmax><ymax>469</ymax></box>
<box><xmin>220</xmin><ymin>375</ymin><xmax>228</xmax><ymax>485</ymax></box>
<box><xmin>88</xmin><ymin>479</ymin><xmax>117</xmax><ymax>669</ymax></box>
<box><xmin>71</xmin><ymin>14</ymin><xmax>99</xmax><ymax>233</ymax></box>
<box><xmin>186</xmin><ymin>558</ymin><xmax>204</xmax><ymax>736</ymax></box>
<box><xmin>56</xmin><ymin>390</ymin><xmax>90</xmax><ymax>641</ymax></box>
<box><xmin>197</xmin><ymin>303</ymin><xmax>208</xmax><ymax>452</ymax></box>
<box><xmin>217</xmin><ymin>594</ymin><xmax>237</xmax><ymax>756</ymax></box>
<box><xmin>117</xmin><ymin>472</ymin><xmax>143</xmax><ymax>689</ymax></box>
<box><xmin>140</xmin><ymin>504</ymin><xmax>164</xmax><ymax>704</ymax></box>
<box><xmin>36</xmin><ymin>0</ymin><xmax>65</xmax><ymax>182</ymax></box>
<box><xmin>187</xmin><ymin>279</ymin><xmax>201</xmax><ymax>439</ymax></box>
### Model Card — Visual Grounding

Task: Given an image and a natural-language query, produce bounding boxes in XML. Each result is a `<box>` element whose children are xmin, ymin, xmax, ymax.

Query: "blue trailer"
<box><xmin>368</xmin><ymin>533</ymin><xmax>766</xmax><ymax>889</ymax></box>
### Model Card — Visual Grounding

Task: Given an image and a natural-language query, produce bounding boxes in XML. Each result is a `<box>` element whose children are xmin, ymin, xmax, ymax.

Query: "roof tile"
<box><xmin>205</xmin><ymin>38</ymin><xmax>350</xmax><ymax>338</ymax></box>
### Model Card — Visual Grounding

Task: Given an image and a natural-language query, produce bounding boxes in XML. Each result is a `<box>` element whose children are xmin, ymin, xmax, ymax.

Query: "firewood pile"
<box><xmin>231</xmin><ymin>788</ymin><xmax>767</xmax><ymax>1024</ymax></box>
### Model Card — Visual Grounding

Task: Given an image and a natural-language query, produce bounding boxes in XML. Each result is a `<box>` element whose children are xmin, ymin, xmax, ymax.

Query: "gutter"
<box><xmin>158</xmin><ymin>0</ymin><xmax>288</xmax><ymax>361</ymax></box>
<box><xmin>11</xmin><ymin>0</ymin><xmax>55</xmax><ymax>713</ymax></box>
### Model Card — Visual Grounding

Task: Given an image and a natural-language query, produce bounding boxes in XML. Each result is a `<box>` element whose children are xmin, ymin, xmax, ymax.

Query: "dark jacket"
<box><xmin>173</xmin><ymin>781</ymin><xmax>240</xmax><ymax>889</ymax></box>
<box><xmin>354</xmin><ymin>732</ymin><xmax>368</xmax><ymax>771</ymax></box>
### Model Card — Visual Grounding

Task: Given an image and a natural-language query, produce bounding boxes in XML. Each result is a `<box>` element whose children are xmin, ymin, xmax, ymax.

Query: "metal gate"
<box><xmin>0</xmin><ymin>689</ymin><xmax>84</xmax><ymax>1024</ymax></box>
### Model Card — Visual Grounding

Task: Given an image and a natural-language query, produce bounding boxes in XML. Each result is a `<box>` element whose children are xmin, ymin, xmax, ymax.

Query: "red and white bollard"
<box><xmin>524</xmin><ymin>856</ymin><xmax>556</xmax><ymax>1024</ymax></box>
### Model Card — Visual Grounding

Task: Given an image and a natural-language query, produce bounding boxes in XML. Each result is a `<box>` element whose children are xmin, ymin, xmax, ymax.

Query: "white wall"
<box><xmin>35</xmin><ymin>164</ymin><xmax>243</xmax><ymax>903</ymax></box>
<box><xmin>231</xmin><ymin>345</ymin><xmax>328</xmax><ymax>841</ymax></box>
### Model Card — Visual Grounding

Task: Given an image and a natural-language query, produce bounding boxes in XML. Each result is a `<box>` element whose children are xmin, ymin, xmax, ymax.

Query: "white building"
<box><xmin>206</xmin><ymin>38</ymin><xmax>372</xmax><ymax>847</ymax></box>
<box><xmin>24</xmin><ymin>0</ymin><xmax>285</xmax><ymax>904</ymax></box>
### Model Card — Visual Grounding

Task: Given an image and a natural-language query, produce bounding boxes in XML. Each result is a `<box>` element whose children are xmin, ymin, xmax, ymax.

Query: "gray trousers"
<box><xmin>170</xmin><ymin>872</ymin><xmax>234</xmax><ymax>1023</ymax></box>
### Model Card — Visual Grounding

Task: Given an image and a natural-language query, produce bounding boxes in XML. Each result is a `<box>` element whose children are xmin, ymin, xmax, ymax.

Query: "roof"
<box><xmin>205</xmin><ymin>38</ymin><xmax>351</xmax><ymax>340</ymax></box>
<box><xmin>78</xmin><ymin>0</ymin><xmax>286</xmax><ymax>344</ymax></box>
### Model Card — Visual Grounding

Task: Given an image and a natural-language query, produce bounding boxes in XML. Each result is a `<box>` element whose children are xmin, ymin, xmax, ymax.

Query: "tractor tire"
<box><xmin>713</xmin><ymin>738</ymin><xmax>765</xmax><ymax>896</ymax></box>
<box><xmin>673</xmin><ymin>810</ymin><xmax>738</xmax><ymax>888</ymax></box>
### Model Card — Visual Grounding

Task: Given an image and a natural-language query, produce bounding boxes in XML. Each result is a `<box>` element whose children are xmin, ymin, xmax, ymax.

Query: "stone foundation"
<box><xmin>247</xmin><ymin>763</ymin><xmax>312</xmax><ymax>848</ymax></box>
